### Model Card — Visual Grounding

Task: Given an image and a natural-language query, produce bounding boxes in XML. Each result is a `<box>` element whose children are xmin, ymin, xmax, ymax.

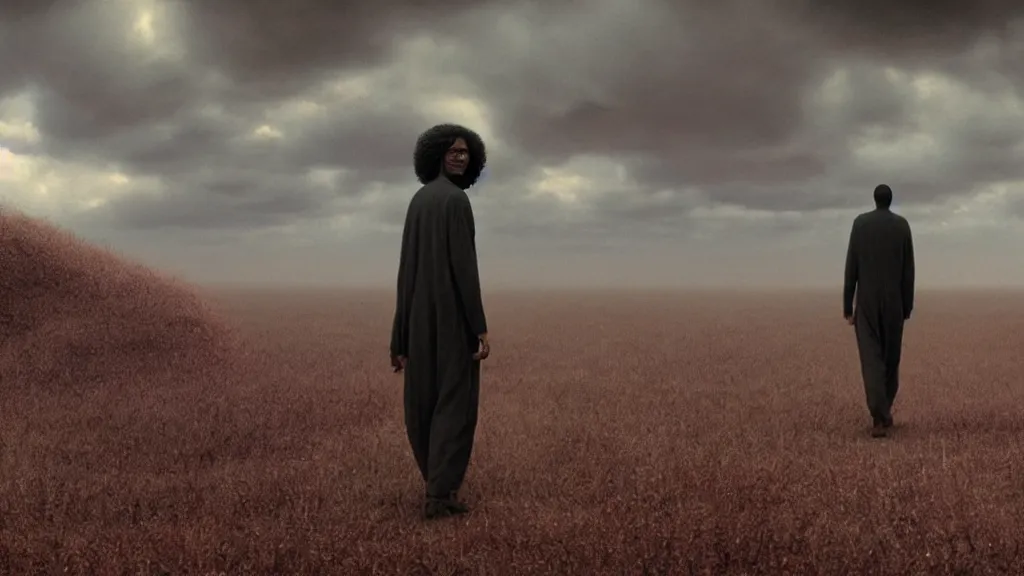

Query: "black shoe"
<box><xmin>871</xmin><ymin>423</ymin><xmax>887</xmax><ymax>438</ymax></box>
<box><xmin>424</xmin><ymin>496</ymin><xmax>469</xmax><ymax>520</ymax></box>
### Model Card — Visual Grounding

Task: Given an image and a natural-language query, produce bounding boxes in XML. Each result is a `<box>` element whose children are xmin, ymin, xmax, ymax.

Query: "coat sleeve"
<box><xmin>390</xmin><ymin>213</ymin><xmax>413</xmax><ymax>356</ymax></box>
<box><xmin>447</xmin><ymin>194</ymin><xmax>488</xmax><ymax>337</ymax></box>
<box><xmin>902</xmin><ymin>223</ymin><xmax>915</xmax><ymax>319</ymax></box>
<box><xmin>843</xmin><ymin>221</ymin><xmax>858</xmax><ymax>317</ymax></box>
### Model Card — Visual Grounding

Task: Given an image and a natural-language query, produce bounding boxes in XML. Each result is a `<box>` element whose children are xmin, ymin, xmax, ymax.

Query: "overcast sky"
<box><xmin>2</xmin><ymin>0</ymin><xmax>1023</xmax><ymax>289</ymax></box>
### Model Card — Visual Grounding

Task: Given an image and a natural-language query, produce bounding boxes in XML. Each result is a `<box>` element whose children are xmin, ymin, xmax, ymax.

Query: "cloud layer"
<box><xmin>2</xmin><ymin>0</ymin><xmax>1024</xmax><ymax>287</ymax></box>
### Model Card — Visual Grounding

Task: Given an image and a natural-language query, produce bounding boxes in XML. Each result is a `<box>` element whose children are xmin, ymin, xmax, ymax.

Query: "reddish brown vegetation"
<box><xmin>0</xmin><ymin>210</ymin><xmax>237</xmax><ymax>391</ymax></box>
<box><xmin>3</xmin><ymin>212</ymin><xmax>1024</xmax><ymax>574</ymax></box>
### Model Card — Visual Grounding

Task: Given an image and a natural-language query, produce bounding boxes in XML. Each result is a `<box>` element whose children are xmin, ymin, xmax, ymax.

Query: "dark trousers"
<box><xmin>854</xmin><ymin>308</ymin><xmax>905</xmax><ymax>423</ymax></box>
<box><xmin>403</xmin><ymin>355</ymin><xmax>480</xmax><ymax>499</ymax></box>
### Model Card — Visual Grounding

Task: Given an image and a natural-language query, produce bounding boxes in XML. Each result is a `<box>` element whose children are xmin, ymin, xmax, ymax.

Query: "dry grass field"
<box><xmin>3</xmin><ymin>212</ymin><xmax>1024</xmax><ymax>574</ymax></box>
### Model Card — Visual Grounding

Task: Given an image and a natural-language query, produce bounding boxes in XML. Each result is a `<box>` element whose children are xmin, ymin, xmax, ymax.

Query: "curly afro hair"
<box><xmin>413</xmin><ymin>123</ymin><xmax>487</xmax><ymax>190</ymax></box>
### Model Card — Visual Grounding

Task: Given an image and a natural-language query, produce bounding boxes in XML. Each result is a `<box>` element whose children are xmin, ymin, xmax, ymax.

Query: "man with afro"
<box><xmin>389</xmin><ymin>123</ymin><xmax>491</xmax><ymax>519</ymax></box>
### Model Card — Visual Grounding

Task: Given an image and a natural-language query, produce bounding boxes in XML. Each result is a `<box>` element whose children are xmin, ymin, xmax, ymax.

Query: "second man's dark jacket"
<box><xmin>843</xmin><ymin>207</ymin><xmax>915</xmax><ymax>320</ymax></box>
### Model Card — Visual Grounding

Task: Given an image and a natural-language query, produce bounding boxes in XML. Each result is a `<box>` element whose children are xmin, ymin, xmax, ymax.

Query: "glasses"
<box><xmin>446</xmin><ymin>149</ymin><xmax>469</xmax><ymax>160</ymax></box>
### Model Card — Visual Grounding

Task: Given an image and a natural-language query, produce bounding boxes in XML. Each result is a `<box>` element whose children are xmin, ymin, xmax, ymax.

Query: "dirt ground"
<box><xmin>3</xmin><ymin>286</ymin><xmax>1024</xmax><ymax>574</ymax></box>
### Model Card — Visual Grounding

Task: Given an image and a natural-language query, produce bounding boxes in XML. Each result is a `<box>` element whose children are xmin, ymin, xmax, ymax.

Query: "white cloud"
<box><xmin>527</xmin><ymin>155</ymin><xmax>630</xmax><ymax>204</ymax></box>
<box><xmin>122</xmin><ymin>0</ymin><xmax>187</xmax><ymax>62</ymax></box>
<box><xmin>531</xmin><ymin>168</ymin><xmax>592</xmax><ymax>204</ymax></box>
<box><xmin>0</xmin><ymin>120</ymin><xmax>40</xmax><ymax>145</ymax></box>
<box><xmin>0</xmin><ymin>148</ymin><xmax>157</xmax><ymax>219</ymax></box>
<box><xmin>906</xmin><ymin>69</ymin><xmax>1024</xmax><ymax>139</ymax></box>
<box><xmin>849</xmin><ymin>128</ymin><xmax>944</xmax><ymax>172</ymax></box>
<box><xmin>250</xmin><ymin>124</ymin><xmax>284</xmax><ymax>141</ymax></box>
<box><xmin>894</xmin><ymin>180</ymin><xmax>1024</xmax><ymax>235</ymax></box>
<box><xmin>419</xmin><ymin>96</ymin><xmax>498</xmax><ymax>146</ymax></box>
<box><xmin>0</xmin><ymin>91</ymin><xmax>41</xmax><ymax>146</ymax></box>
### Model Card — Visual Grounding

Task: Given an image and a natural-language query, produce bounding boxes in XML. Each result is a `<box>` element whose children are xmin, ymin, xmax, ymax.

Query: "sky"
<box><xmin>1</xmin><ymin>0</ymin><xmax>1023</xmax><ymax>289</ymax></box>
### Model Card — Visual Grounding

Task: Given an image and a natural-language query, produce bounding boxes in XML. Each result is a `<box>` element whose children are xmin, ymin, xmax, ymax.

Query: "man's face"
<box><xmin>443</xmin><ymin>137</ymin><xmax>469</xmax><ymax>176</ymax></box>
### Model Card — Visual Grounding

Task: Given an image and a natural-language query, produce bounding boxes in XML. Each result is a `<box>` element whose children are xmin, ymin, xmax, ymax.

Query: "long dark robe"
<box><xmin>390</xmin><ymin>176</ymin><xmax>488</xmax><ymax>499</ymax></box>
<box><xmin>843</xmin><ymin>207</ymin><xmax>915</xmax><ymax>423</ymax></box>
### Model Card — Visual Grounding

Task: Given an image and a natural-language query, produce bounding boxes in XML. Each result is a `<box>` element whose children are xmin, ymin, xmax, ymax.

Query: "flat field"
<box><xmin>3</xmin><ymin>288</ymin><xmax>1024</xmax><ymax>574</ymax></box>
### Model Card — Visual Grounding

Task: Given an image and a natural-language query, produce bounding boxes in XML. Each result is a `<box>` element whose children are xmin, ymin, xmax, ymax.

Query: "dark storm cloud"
<box><xmin>437</xmin><ymin>1</ymin><xmax>842</xmax><ymax>222</ymax></box>
<box><xmin>93</xmin><ymin>87</ymin><xmax>434</xmax><ymax>228</ymax></box>
<box><xmin>0</xmin><ymin>0</ymin><xmax>61</xmax><ymax>20</ymax></box>
<box><xmin>459</xmin><ymin>2</ymin><xmax>820</xmax><ymax>166</ymax></box>
<box><xmin>849</xmin><ymin>108</ymin><xmax>1024</xmax><ymax>207</ymax></box>
<box><xmin>37</xmin><ymin>93</ymin><xmax>245</xmax><ymax>175</ymax></box>
<box><xmin>0</xmin><ymin>0</ymin><xmax>509</xmax><ymax>229</ymax></box>
<box><xmin>273</xmin><ymin>100</ymin><xmax>427</xmax><ymax>184</ymax></box>
<box><xmin>443</xmin><ymin>0</ymin><xmax>1024</xmax><ymax>221</ymax></box>
<box><xmin>180</xmin><ymin>0</ymin><xmax>512</xmax><ymax>96</ymax></box>
<box><xmin>790</xmin><ymin>0</ymin><xmax>1024</xmax><ymax>107</ymax></box>
<box><xmin>3</xmin><ymin>3</ymin><xmax>199</xmax><ymax>140</ymax></box>
<box><xmin>5</xmin><ymin>0</ymin><xmax>1024</xmax><ymax>234</ymax></box>
<box><xmin>791</xmin><ymin>0</ymin><xmax>1024</xmax><ymax>55</ymax></box>
<box><xmin>586</xmin><ymin>190</ymin><xmax>703</xmax><ymax>238</ymax></box>
<box><xmin>98</xmin><ymin>169</ymin><xmax>335</xmax><ymax>231</ymax></box>
<box><xmin>1009</xmin><ymin>193</ymin><xmax>1024</xmax><ymax>220</ymax></box>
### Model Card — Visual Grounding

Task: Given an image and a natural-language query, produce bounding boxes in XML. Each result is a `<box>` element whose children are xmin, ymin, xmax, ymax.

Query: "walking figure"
<box><xmin>843</xmin><ymin>184</ymin><xmax>916</xmax><ymax>438</ymax></box>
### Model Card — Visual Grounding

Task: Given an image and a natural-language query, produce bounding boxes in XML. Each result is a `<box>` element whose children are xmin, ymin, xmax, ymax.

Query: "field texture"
<box><xmin>3</xmin><ymin>214</ymin><xmax>1024</xmax><ymax>574</ymax></box>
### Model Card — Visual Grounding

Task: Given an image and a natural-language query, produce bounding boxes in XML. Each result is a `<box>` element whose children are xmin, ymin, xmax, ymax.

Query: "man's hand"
<box><xmin>473</xmin><ymin>333</ymin><xmax>490</xmax><ymax>361</ymax></box>
<box><xmin>390</xmin><ymin>352</ymin><xmax>406</xmax><ymax>373</ymax></box>
<box><xmin>844</xmin><ymin>313</ymin><xmax>855</xmax><ymax>326</ymax></box>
